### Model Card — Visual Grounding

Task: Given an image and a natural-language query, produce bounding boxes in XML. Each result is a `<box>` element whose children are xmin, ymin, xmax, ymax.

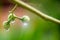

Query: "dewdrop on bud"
<box><xmin>3</xmin><ymin>21</ymin><xmax>10</xmax><ymax>30</ymax></box>
<box><xmin>21</xmin><ymin>15</ymin><xmax>30</xmax><ymax>22</ymax></box>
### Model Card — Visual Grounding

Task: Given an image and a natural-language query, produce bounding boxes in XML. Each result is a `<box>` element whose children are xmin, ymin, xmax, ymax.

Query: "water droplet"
<box><xmin>23</xmin><ymin>22</ymin><xmax>28</xmax><ymax>26</ymax></box>
<box><xmin>22</xmin><ymin>22</ymin><xmax>29</xmax><ymax>29</ymax></box>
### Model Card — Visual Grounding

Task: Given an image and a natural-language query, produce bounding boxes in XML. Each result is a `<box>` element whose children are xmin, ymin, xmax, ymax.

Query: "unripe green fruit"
<box><xmin>8</xmin><ymin>13</ymin><xmax>16</xmax><ymax>22</ymax></box>
<box><xmin>3</xmin><ymin>21</ymin><xmax>10</xmax><ymax>30</ymax></box>
<box><xmin>21</xmin><ymin>15</ymin><xmax>30</xmax><ymax>22</ymax></box>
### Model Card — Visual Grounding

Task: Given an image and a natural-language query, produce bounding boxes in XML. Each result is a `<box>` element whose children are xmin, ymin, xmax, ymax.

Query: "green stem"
<box><xmin>13</xmin><ymin>0</ymin><xmax>60</xmax><ymax>24</ymax></box>
<box><xmin>9</xmin><ymin>4</ymin><xmax>17</xmax><ymax>13</ymax></box>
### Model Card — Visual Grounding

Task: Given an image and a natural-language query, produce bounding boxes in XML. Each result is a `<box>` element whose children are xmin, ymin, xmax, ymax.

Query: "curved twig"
<box><xmin>12</xmin><ymin>0</ymin><xmax>60</xmax><ymax>24</ymax></box>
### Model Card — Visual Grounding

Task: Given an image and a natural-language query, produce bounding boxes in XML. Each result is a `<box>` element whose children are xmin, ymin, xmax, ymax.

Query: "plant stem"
<box><xmin>9</xmin><ymin>4</ymin><xmax>17</xmax><ymax>13</ymax></box>
<box><xmin>13</xmin><ymin>0</ymin><xmax>60</xmax><ymax>24</ymax></box>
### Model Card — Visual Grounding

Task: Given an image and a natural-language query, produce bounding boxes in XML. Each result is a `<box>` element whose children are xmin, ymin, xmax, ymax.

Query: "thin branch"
<box><xmin>9</xmin><ymin>4</ymin><xmax>17</xmax><ymax>13</ymax></box>
<box><xmin>13</xmin><ymin>0</ymin><xmax>60</xmax><ymax>24</ymax></box>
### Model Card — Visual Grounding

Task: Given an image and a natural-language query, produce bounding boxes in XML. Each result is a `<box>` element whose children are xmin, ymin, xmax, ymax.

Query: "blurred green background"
<box><xmin>0</xmin><ymin>0</ymin><xmax>60</xmax><ymax>40</ymax></box>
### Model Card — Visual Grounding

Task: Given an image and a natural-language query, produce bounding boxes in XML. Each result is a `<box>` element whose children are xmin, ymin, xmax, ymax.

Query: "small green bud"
<box><xmin>3</xmin><ymin>21</ymin><xmax>10</xmax><ymax>30</ymax></box>
<box><xmin>21</xmin><ymin>15</ymin><xmax>30</xmax><ymax>22</ymax></box>
<box><xmin>8</xmin><ymin>13</ymin><xmax>16</xmax><ymax>22</ymax></box>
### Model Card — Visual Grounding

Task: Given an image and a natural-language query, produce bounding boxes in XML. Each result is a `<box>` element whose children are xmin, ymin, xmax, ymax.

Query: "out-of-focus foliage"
<box><xmin>28</xmin><ymin>0</ymin><xmax>60</xmax><ymax>19</ymax></box>
<box><xmin>27</xmin><ymin>0</ymin><xmax>60</xmax><ymax>40</ymax></box>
